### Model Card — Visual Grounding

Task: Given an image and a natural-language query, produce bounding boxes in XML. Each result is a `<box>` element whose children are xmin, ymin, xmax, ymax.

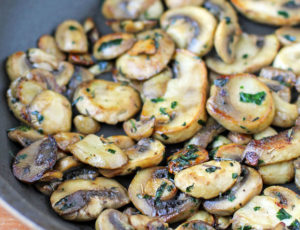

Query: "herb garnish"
<box><xmin>253</xmin><ymin>206</ymin><xmax>261</xmax><ymax>211</ymax></box>
<box><xmin>232</xmin><ymin>173</ymin><xmax>238</xmax><ymax>179</ymax></box>
<box><xmin>239</xmin><ymin>91</ymin><xmax>266</xmax><ymax>105</ymax></box>
<box><xmin>129</xmin><ymin>120</ymin><xmax>137</xmax><ymax>133</ymax></box>
<box><xmin>31</xmin><ymin>111</ymin><xmax>44</xmax><ymax>124</ymax></box>
<box><xmin>198</xmin><ymin>120</ymin><xmax>206</xmax><ymax>126</ymax></box>
<box><xmin>151</xmin><ymin>97</ymin><xmax>164</xmax><ymax>103</ymax></box>
<box><xmin>107</xmin><ymin>149</ymin><xmax>116</xmax><ymax>154</ymax></box>
<box><xmin>69</xmin><ymin>26</ymin><xmax>77</xmax><ymax>30</ymax></box>
<box><xmin>205</xmin><ymin>166</ymin><xmax>218</xmax><ymax>173</ymax></box>
<box><xmin>276</xmin><ymin>208</ymin><xmax>291</xmax><ymax>220</ymax></box>
<box><xmin>288</xmin><ymin>219</ymin><xmax>300</xmax><ymax>230</ymax></box>
<box><xmin>72</xmin><ymin>96</ymin><xmax>83</xmax><ymax>106</ymax></box>
<box><xmin>278</xmin><ymin>11</ymin><xmax>289</xmax><ymax>18</ymax></box>
<box><xmin>284</xmin><ymin>34</ymin><xmax>296</xmax><ymax>42</ymax></box>
<box><xmin>186</xmin><ymin>184</ymin><xmax>194</xmax><ymax>193</ymax></box>
<box><xmin>171</xmin><ymin>101</ymin><xmax>178</xmax><ymax>109</ymax></box>
<box><xmin>98</xmin><ymin>39</ymin><xmax>123</xmax><ymax>52</ymax></box>
<box><xmin>155</xmin><ymin>182</ymin><xmax>167</xmax><ymax>202</ymax></box>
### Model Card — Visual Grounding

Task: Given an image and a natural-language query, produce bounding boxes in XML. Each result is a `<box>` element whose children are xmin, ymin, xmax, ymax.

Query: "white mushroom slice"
<box><xmin>215</xmin><ymin>216</ymin><xmax>231</xmax><ymax>230</ymax></box>
<box><xmin>231</xmin><ymin>0</ymin><xmax>300</xmax><ymax>26</ymax></box>
<box><xmin>50</xmin><ymin>177</ymin><xmax>130</xmax><ymax>221</ymax></box>
<box><xmin>116</xmin><ymin>29</ymin><xmax>175</xmax><ymax>80</ymax></box>
<box><xmin>68</xmin><ymin>134</ymin><xmax>128</xmax><ymax>169</ymax></box>
<box><xmin>273</xmin><ymin>43</ymin><xmax>300</xmax><ymax>75</ymax></box>
<box><xmin>253</xmin><ymin>127</ymin><xmax>278</xmax><ymax>140</ymax></box>
<box><xmin>88</xmin><ymin>61</ymin><xmax>113</xmax><ymax>76</ymax></box>
<box><xmin>6</xmin><ymin>51</ymin><xmax>31</xmax><ymax>81</ymax></box>
<box><xmin>106</xmin><ymin>135</ymin><xmax>135</xmax><ymax>150</ymax></box>
<box><xmin>63</xmin><ymin>166</ymin><xmax>99</xmax><ymax>181</ymax></box>
<box><xmin>73</xmin><ymin>79</ymin><xmax>141</xmax><ymax>124</ymax></box>
<box><xmin>214</xmin><ymin>143</ymin><xmax>246</xmax><ymax>162</ymax></box>
<box><xmin>144</xmin><ymin>178</ymin><xmax>177</xmax><ymax>201</ymax></box>
<box><xmin>207</xmin><ymin>74</ymin><xmax>275</xmax><ymax>134</ymax></box>
<box><xmin>99</xmin><ymin>138</ymin><xmax>164</xmax><ymax>177</ymax></box>
<box><xmin>211</xmin><ymin>135</ymin><xmax>232</xmax><ymax>149</ymax></box>
<box><xmin>165</xmin><ymin>0</ymin><xmax>203</xmax><ymax>8</ymax></box>
<box><xmin>174</xmin><ymin>160</ymin><xmax>241</xmax><ymax>199</ymax></box>
<box><xmin>28</xmin><ymin>90</ymin><xmax>72</xmax><ymax>135</ymax></box>
<box><xmin>258</xmin><ymin>161</ymin><xmax>295</xmax><ymax>185</ymax></box>
<box><xmin>38</xmin><ymin>35</ymin><xmax>66</xmax><ymax>61</ymax></box>
<box><xmin>176</xmin><ymin>220</ymin><xmax>215</xmax><ymax>230</ymax></box>
<box><xmin>68</xmin><ymin>53</ymin><xmax>94</xmax><ymax>66</ymax></box>
<box><xmin>203</xmin><ymin>166</ymin><xmax>262</xmax><ymax>216</ymax></box>
<box><xmin>52</xmin><ymin>61</ymin><xmax>74</xmax><ymax>87</ymax></box>
<box><xmin>107</xmin><ymin>20</ymin><xmax>157</xmax><ymax>33</ymax></box>
<box><xmin>128</xmin><ymin>167</ymin><xmax>200</xmax><ymax>223</ymax></box>
<box><xmin>244</xmin><ymin>126</ymin><xmax>300</xmax><ymax>166</ymax></box>
<box><xmin>276</xmin><ymin>27</ymin><xmax>300</xmax><ymax>45</ymax></box>
<box><xmin>123</xmin><ymin>117</ymin><xmax>155</xmax><ymax>141</ymax></box>
<box><xmin>54</xmin><ymin>155</ymin><xmax>82</xmax><ymax>173</ymax></box>
<box><xmin>73</xmin><ymin>115</ymin><xmax>101</xmax><ymax>135</ymax></box>
<box><xmin>227</xmin><ymin>132</ymin><xmax>252</xmax><ymax>145</ymax></box>
<box><xmin>83</xmin><ymin>18</ymin><xmax>100</xmax><ymax>45</ymax></box>
<box><xmin>8</xmin><ymin>125</ymin><xmax>45</xmax><ymax>147</ymax></box>
<box><xmin>187</xmin><ymin>210</ymin><xmax>214</xmax><ymax>226</ymax></box>
<box><xmin>271</xmin><ymin>92</ymin><xmax>298</xmax><ymax>128</ymax></box>
<box><xmin>95</xmin><ymin>209</ymin><xmax>134</xmax><ymax>230</ymax></box>
<box><xmin>93</xmin><ymin>33</ymin><xmax>136</xmax><ymax>60</ymax></box>
<box><xmin>294</xmin><ymin>158</ymin><xmax>300</xmax><ymax>189</ymax></box>
<box><xmin>160</xmin><ymin>6</ymin><xmax>217</xmax><ymax>56</ymax></box>
<box><xmin>53</xmin><ymin>132</ymin><xmax>84</xmax><ymax>152</ymax></box>
<box><xmin>55</xmin><ymin>20</ymin><xmax>88</xmax><ymax>53</ymax></box>
<box><xmin>28</xmin><ymin>48</ymin><xmax>59</xmax><ymax>71</ymax></box>
<box><xmin>206</xmin><ymin>33</ymin><xmax>280</xmax><ymax>75</ymax></box>
<box><xmin>259</xmin><ymin>78</ymin><xmax>291</xmax><ymax>103</ymax></box>
<box><xmin>141</xmin><ymin>49</ymin><xmax>208</xmax><ymax>143</ymax></box>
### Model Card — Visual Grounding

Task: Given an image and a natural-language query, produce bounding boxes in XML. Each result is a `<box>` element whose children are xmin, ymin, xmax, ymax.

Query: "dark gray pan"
<box><xmin>0</xmin><ymin>0</ymin><xmax>298</xmax><ymax>229</ymax></box>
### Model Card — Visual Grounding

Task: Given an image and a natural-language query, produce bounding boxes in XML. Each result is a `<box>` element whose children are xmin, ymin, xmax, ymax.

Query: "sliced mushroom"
<box><xmin>127</xmin><ymin>214</ymin><xmax>153</xmax><ymax>229</ymax></box>
<box><xmin>93</xmin><ymin>33</ymin><xmax>136</xmax><ymax>60</ymax></box>
<box><xmin>83</xmin><ymin>17</ymin><xmax>100</xmax><ymax>45</ymax></box>
<box><xmin>107</xmin><ymin>20</ymin><xmax>157</xmax><ymax>33</ymax></box>
<box><xmin>211</xmin><ymin>135</ymin><xmax>232</xmax><ymax>149</ymax></box>
<box><xmin>73</xmin><ymin>115</ymin><xmax>101</xmax><ymax>135</ymax></box>
<box><xmin>227</xmin><ymin>132</ymin><xmax>252</xmax><ymax>145</ymax></box>
<box><xmin>53</xmin><ymin>132</ymin><xmax>84</xmax><ymax>152</ymax></box>
<box><xmin>95</xmin><ymin>209</ymin><xmax>134</xmax><ymax>230</ymax></box>
<box><xmin>175</xmin><ymin>160</ymin><xmax>241</xmax><ymax>199</ymax></box>
<box><xmin>51</xmin><ymin>61</ymin><xmax>74</xmax><ymax>87</ymax></box>
<box><xmin>187</xmin><ymin>210</ymin><xmax>214</xmax><ymax>226</ymax></box>
<box><xmin>160</xmin><ymin>6</ymin><xmax>217</xmax><ymax>57</ymax></box>
<box><xmin>8</xmin><ymin>125</ymin><xmax>45</xmax><ymax>147</ymax></box>
<box><xmin>231</xmin><ymin>0</ymin><xmax>300</xmax><ymax>26</ymax></box>
<box><xmin>12</xmin><ymin>137</ymin><xmax>57</xmax><ymax>183</ymax></box>
<box><xmin>116</xmin><ymin>29</ymin><xmax>175</xmax><ymax>80</ymax></box>
<box><xmin>186</xmin><ymin>117</ymin><xmax>225</xmax><ymax>148</ymax></box>
<box><xmin>214</xmin><ymin>143</ymin><xmax>245</xmax><ymax>162</ymax></box>
<box><xmin>128</xmin><ymin>167</ymin><xmax>201</xmax><ymax>223</ymax></box>
<box><xmin>38</xmin><ymin>35</ymin><xmax>66</xmax><ymax>61</ymax></box>
<box><xmin>54</xmin><ymin>155</ymin><xmax>82</xmax><ymax>173</ymax></box>
<box><xmin>244</xmin><ymin>126</ymin><xmax>300</xmax><ymax>166</ymax></box>
<box><xmin>35</xmin><ymin>180</ymin><xmax>62</xmax><ymax>196</ymax></box>
<box><xmin>106</xmin><ymin>135</ymin><xmax>135</xmax><ymax>150</ymax></box>
<box><xmin>203</xmin><ymin>166</ymin><xmax>262</xmax><ymax>216</ymax></box>
<box><xmin>165</xmin><ymin>0</ymin><xmax>203</xmax><ymax>8</ymax></box>
<box><xmin>294</xmin><ymin>158</ymin><xmax>300</xmax><ymax>189</ymax></box>
<box><xmin>138</xmin><ymin>0</ymin><xmax>164</xmax><ymax>20</ymax></box>
<box><xmin>63</xmin><ymin>166</ymin><xmax>100</xmax><ymax>181</ymax></box>
<box><xmin>50</xmin><ymin>177</ymin><xmax>130</xmax><ymax>221</ymax></box>
<box><xmin>68</xmin><ymin>53</ymin><xmax>94</xmax><ymax>66</ymax></box>
<box><xmin>253</xmin><ymin>127</ymin><xmax>278</xmax><ymax>140</ymax></box>
<box><xmin>112</xmin><ymin>69</ymin><xmax>144</xmax><ymax>93</ymax></box>
<box><xmin>214</xmin><ymin>216</ymin><xmax>231</xmax><ymax>230</ymax></box>
<box><xmin>28</xmin><ymin>48</ymin><xmax>59</xmax><ymax>71</ymax></box>
<box><xmin>73</xmin><ymin>79</ymin><xmax>141</xmax><ymax>124</ymax></box>
<box><xmin>28</xmin><ymin>90</ymin><xmax>72</xmax><ymax>135</ymax></box>
<box><xmin>176</xmin><ymin>220</ymin><xmax>215</xmax><ymax>230</ymax></box>
<box><xmin>141</xmin><ymin>49</ymin><xmax>208</xmax><ymax>143</ymax></box>
<box><xmin>99</xmin><ymin>138</ymin><xmax>164</xmax><ymax>177</ymax></box>
<box><xmin>167</xmin><ymin>145</ymin><xmax>209</xmax><ymax>174</ymax></box>
<box><xmin>88</xmin><ymin>61</ymin><xmax>113</xmax><ymax>76</ymax></box>
<box><xmin>123</xmin><ymin>117</ymin><xmax>155</xmax><ymax>141</ymax></box>
<box><xmin>276</xmin><ymin>27</ymin><xmax>300</xmax><ymax>46</ymax></box>
<box><xmin>144</xmin><ymin>178</ymin><xmax>177</xmax><ymax>201</ymax></box>
<box><xmin>207</xmin><ymin>73</ymin><xmax>275</xmax><ymax>134</ymax></box>
<box><xmin>68</xmin><ymin>134</ymin><xmax>128</xmax><ymax>169</ymax></box>
<box><xmin>206</xmin><ymin>33</ymin><xmax>280</xmax><ymax>75</ymax></box>
<box><xmin>55</xmin><ymin>20</ymin><xmax>88</xmax><ymax>53</ymax></box>
<box><xmin>258</xmin><ymin>161</ymin><xmax>295</xmax><ymax>185</ymax></box>
<box><xmin>6</xmin><ymin>51</ymin><xmax>31</xmax><ymax>81</ymax></box>
<box><xmin>273</xmin><ymin>43</ymin><xmax>300</xmax><ymax>75</ymax></box>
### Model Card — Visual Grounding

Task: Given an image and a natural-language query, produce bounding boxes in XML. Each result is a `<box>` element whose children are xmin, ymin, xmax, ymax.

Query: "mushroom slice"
<box><xmin>273</xmin><ymin>43</ymin><xmax>300</xmax><ymax>75</ymax></box>
<box><xmin>73</xmin><ymin>115</ymin><xmax>101</xmax><ymax>135</ymax></box>
<box><xmin>6</xmin><ymin>51</ymin><xmax>31</xmax><ymax>81</ymax></box>
<box><xmin>12</xmin><ymin>137</ymin><xmax>57</xmax><ymax>183</ymax></box>
<box><xmin>211</xmin><ymin>135</ymin><xmax>232</xmax><ymax>149</ymax></box>
<box><xmin>244</xmin><ymin>126</ymin><xmax>300</xmax><ymax>166</ymax></box>
<box><xmin>38</xmin><ymin>35</ymin><xmax>66</xmax><ymax>61</ymax></box>
<box><xmin>8</xmin><ymin>125</ymin><xmax>45</xmax><ymax>147</ymax></box>
<box><xmin>214</xmin><ymin>143</ymin><xmax>246</xmax><ymax>162</ymax></box>
<box><xmin>141</xmin><ymin>49</ymin><xmax>208</xmax><ymax>143</ymax></box>
<box><xmin>253</xmin><ymin>127</ymin><xmax>278</xmax><ymax>140</ymax></box>
<box><xmin>95</xmin><ymin>209</ymin><xmax>134</xmax><ymax>230</ymax></box>
<box><xmin>165</xmin><ymin>0</ymin><xmax>203</xmax><ymax>8</ymax></box>
<box><xmin>53</xmin><ymin>132</ymin><xmax>84</xmax><ymax>152</ymax></box>
<box><xmin>207</xmin><ymin>74</ymin><xmax>275</xmax><ymax>134</ymax></box>
<box><xmin>93</xmin><ymin>33</ymin><xmax>135</xmax><ymax>60</ymax></box>
<box><xmin>128</xmin><ymin>167</ymin><xmax>200</xmax><ymax>223</ymax></box>
<box><xmin>89</xmin><ymin>61</ymin><xmax>113</xmax><ymax>76</ymax></box>
<box><xmin>167</xmin><ymin>145</ymin><xmax>209</xmax><ymax>174</ymax></box>
<box><xmin>55</xmin><ymin>20</ymin><xmax>88</xmax><ymax>53</ymax></box>
<box><xmin>231</xmin><ymin>0</ymin><xmax>300</xmax><ymax>26</ymax></box>
<box><xmin>107</xmin><ymin>20</ymin><xmax>157</xmax><ymax>33</ymax></box>
<box><xmin>176</xmin><ymin>220</ymin><xmax>215</xmax><ymax>230</ymax></box>
<box><xmin>206</xmin><ymin>33</ymin><xmax>280</xmax><ymax>75</ymax></box>
<box><xmin>203</xmin><ymin>166</ymin><xmax>262</xmax><ymax>216</ymax></box>
<box><xmin>74</xmin><ymin>79</ymin><xmax>141</xmax><ymax>124</ymax></box>
<box><xmin>35</xmin><ymin>180</ymin><xmax>62</xmax><ymax>196</ymax></box>
<box><xmin>99</xmin><ymin>138</ymin><xmax>164</xmax><ymax>177</ymax></box>
<box><xmin>106</xmin><ymin>135</ymin><xmax>135</xmax><ymax>150</ymax></box>
<box><xmin>175</xmin><ymin>160</ymin><xmax>241</xmax><ymax>199</ymax></box>
<box><xmin>68</xmin><ymin>53</ymin><xmax>95</xmax><ymax>66</ymax></box>
<box><xmin>50</xmin><ymin>177</ymin><xmax>130</xmax><ymax>221</ymax></box>
<box><xmin>160</xmin><ymin>6</ymin><xmax>217</xmax><ymax>56</ymax></box>
<box><xmin>187</xmin><ymin>210</ymin><xmax>214</xmax><ymax>226</ymax></box>
<box><xmin>116</xmin><ymin>29</ymin><xmax>175</xmax><ymax>80</ymax></box>
<box><xmin>52</xmin><ymin>61</ymin><xmax>74</xmax><ymax>87</ymax></box>
<box><xmin>123</xmin><ymin>117</ymin><xmax>155</xmax><ymax>141</ymax></box>
<box><xmin>68</xmin><ymin>134</ymin><xmax>128</xmax><ymax>169</ymax></box>
<box><xmin>54</xmin><ymin>156</ymin><xmax>82</xmax><ymax>173</ymax></box>
<box><xmin>259</xmin><ymin>161</ymin><xmax>295</xmax><ymax>185</ymax></box>
<box><xmin>227</xmin><ymin>132</ymin><xmax>252</xmax><ymax>145</ymax></box>
<box><xmin>186</xmin><ymin>117</ymin><xmax>225</xmax><ymax>148</ymax></box>
<box><xmin>83</xmin><ymin>17</ymin><xmax>100</xmax><ymax>45</ymax></box>
<box><xmin>294</xmin><ymin>158</ymin><xmax>300</xmax><ymax>189</ymax></box>
<box><xmin>276</xmin><ymin>27</ymin><xmax>300</xmax><ymax>45</ymax></box>
<box><xmin>28</xmin><ymin>48</ymin><xmax>59</xmax><ymax>71</ymax></box>
<box><xmin>215</xmin><ymin>216</ymin><xmax>231</xmax><ymax>230</ymax></box>
<box><xmin>28</xmin><ymin>90</ymin><xmax>72</xmax><ymax>135</ymax></box>
<box><xmin>271</xmin><ymin>92</ymin><xmax>298</xmax><ymax>128</ymax></box>
<box><xmin>259</xmin><ymin>66</ymin><xmax>296</xmax><ymax>88</ymax></box>
<box><xmin>63</xmin><ymin>166</ymin><xmax>100</xmax><ymax>181</ymax></box>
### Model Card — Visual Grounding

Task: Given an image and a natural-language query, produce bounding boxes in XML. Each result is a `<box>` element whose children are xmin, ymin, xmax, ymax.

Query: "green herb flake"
<box><xmin>227</xmin><ymin>194</ymin><xmax>236</xmax><ymax>202</ymax></box>
<box><xmin>238</xmin><ymin>225</ymin><xmax>252</xmax><ymax>230</ymax></box>
<box><xmin>167</xmin><ymin>185</ymin><xmax>174</xmax><ymax>192</ymax></box>
<box><xmin>258</xmin><ymin>159</ymin><xmax>264</xmax><ymax>165</ymax></box>
<box><xmin>161</xmin><ymin>134</ymin><xmax>169</xmax><ymax>140</ymax></box>
<box><xmin>198</xmin><ymin>120</ymin><xmax>206</xmax><ymax>126</ymax></box>
<box><xmin>276</xmin><ymin>208</ymin><xmax>291</xmax><ymax>220</ymax></box>
<box><xmin>155</xmin><ymin>181</ymin><xmax>167</xmax><ymax>201</ymax></box>
<box><xmin>242</xmin><ymin>54</ymin><xmax>248</xmax><ymax>59</ymax></box>
<box><xmin>107</xmin><ymin>149</ymin><xmax>116</xmax><ymax>154</ymax></box>
<box><xmin>288</xmin><ymin>219</ymin><xmax>300</xmax><ymax>230</ymax></box>
<box><xmin>278</xmin><ymin>11</ymin><xmax>289</xmax><ymax>18</ymax></box>
<box><xmin>69</xmin><ymin>26</ymin><xmax>77</xmax><ymax>30</ymax></box>
<box><xmin>159</xmin><ymin>107</ymin><xmax>168</xmax><ymax>116</ymax></box>
<box><xmin>239</xmin><ymin>91</ymin><xmax>266</xmax><ymax>105</ymax></box>
<box><xmin>151</xmin><ymin>97</ymin><xmax>164</xmax><ymax>103</ymax></box>
<box><xmin>16</xmin><ymin>154</ymin><xmax>27</xmax><ymax>161</ymax></box>
<box><xmin>182</xmin><ymin>122</ymin><xmax>186</xmax><ymax>126</ymax></box>
<box><xmin>31</xmin><ymin>111</ymin><xmax>44</xmax><ymax>124</ymax></box>
<box><xmin>284</xmin><ymin>34</ymin><xmax>296</xmax><ymax>42</ymax></box>
<box><xmin>186</xmin><ymin>184</ymin><xmax>194</xmax><ymax>193</ymax></box>
<box><xmin>205</xmin><ymin>166</ymin><xmax>218</xmax><ymax>173</ymax></box>
<box><xmin>240</xmin><ymin>86</ymin><xmax>244</xmax><ymax>89</ymax></box>
<box><xmin>225</xmin><ymin>16</ymin><xmax>231</xmax><ymax>24</ymax></box>
<box><xmin>79</xmin><ymin>135</ymin><xmax>84</xmax><ymax>140</ymax></box>
<box><xmin>253</xmin><ymin>206</ymin><xmax>261</xmax><ymax>211</ymax></box>
<box><xmin>171</xmin><ymin>101</ymin><xmax>178</xmax><ymax>109</ymax></box>
<box><xmin>232</xmin><ymin>173</ymin><xmax>238</xmax><ymax>179</ymax></box>
<box><xmin>129</xmin><ymin>120</ymin><xmax>137</xmax><ymax>133</ymax></box>
<box><xmin>72</xmin><ymin>96</ymin><xmax>83</xmax><ymax>106</ymax></box>
<box><xmin>98</xmin><ymin>39</ymin><xmax>123</xmax><ymax>52</ymax></box>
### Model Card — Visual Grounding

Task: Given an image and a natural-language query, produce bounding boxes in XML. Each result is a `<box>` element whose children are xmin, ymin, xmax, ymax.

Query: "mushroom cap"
<box><xmin>276</xmin><ymin>27</ymin><xmax>300</xmax><ymax>46</ymax></box>
<box><xmin>95</xmin><ymin>209</ymin><xmax>134</xmax><ymax>230</ymax></box>
<box><xmin>6</xmin><ymin>51</ymin><xmax>31</xmax><ymax>81</ymax></box>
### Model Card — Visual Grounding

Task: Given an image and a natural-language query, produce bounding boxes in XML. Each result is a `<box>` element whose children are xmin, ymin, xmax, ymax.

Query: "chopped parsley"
<box><xmin>31</xmin><ymin>111</ymin><xmax>44</xmax><ymax>124</ymax></box>
<box><xmin>278</xmin><ymin>11</ymin><xmax>289</xmax><ymax>18</ymax></box>
<box><xmin>98</xmin><ymin>39</ymin><xmax>123</xmax><ymax>52</ymax></box>
<box><xmin>227</xmin><ymin>194</ymin><xmax>236</xmax><ymax>202</ymax></box>
<box><xmin>242</xmin><ymin>54</ymin><xmax>248</xmax><ymax>59</ymax></box>
<box><xmin>107</xmin><ymin>149</ymin><xmax>116</xmax><ymax>154</ymax></box>
<box><xmin>16</xmin><ymin>154</ymin><xmax>27</xmax><ymax>161</ymax></box>
<box><xmin>167</xmin><ymin>185</ymin><xmax>174</xmax><ymax>192</ymax></box>
<box><xmin>186</xmin><ymin>184</ymin><xmax>194</xmax><ymax>193</ymax></box>
<box><xmin>232</xmin><ymin>173</ymin><xmax>238</xmax><ymax>179</ymax></box>
<box><xmin>159</xmin><ymin>107</ymin><xmax>168</xmax><ymax>116</ymax></box>
<box><xmin>198</xmin><ymin>119</ymin><xmax>206</xmax><ymax>126</ymax></box>
<box><xmin>171</xmin><ymin>101</ymin><xmax>178</xmax><ymax>109</ymax></box>
<box><xmin>72</xmin><ymin>96</ymin><xmax>83</xmax><ymax>106</ymax></box>
<box><xmin>258</xmin><ymin>159</ymin><xmax>265</xmax><ymax>165</ymax></box>
<box><xmin>239</xmin><ymin>91</ymin><xmax>266</xmax><ymax>105</ymax></box>
<box><xmin>155</xmin><ymin>182</ymin><xmax>167</xmax><ymax>202</ymax></box>
<box><xmin>225</xmin><ymin>16</ymin><xmax>231</xmax><ymax>24</ymax></box>
<box><xmin>288</xmin><ymin>219</ymin><xmax>300</xmax><ymax>230</ymax></box>
<box><xmin>205</xmin><ymin>166</ymin><xmax>218</xmax><ymax>173</ymax></box>
<box><xmin>276</xmin><ymin>208</ymin><xmax>291</xmax><ymax>220</ymax></box>
<box><xmin>161</xmin><ymin>134</ymin><xmax>169</xmax><ymax>140</ymax></box>
<box><xmin>69</xmin><ymin>26</ymin><xmax>77</xmax><ymax>30</ymax></box>
<box><xmin>151</xmin><ymin>97</ymin><xmax>164</xmax><ymax>103</ymax></box>
<box><xmin>7</xmin><ymin>126</ymin><xmax>31</xmax><ymax>132</ymax></box>
<box><xmin>284</xmin><ymin>34</ymin><xmax>296</xmax><ymax>42</ymax></box>
<box><xmin>182</xmin><ymin>122</ymin><xmax>186</xmax><ymax>126</ymax></box>
<box><xmin>253</xmin><ymin>206</ymin><xmax>261</xmax><ymax>211</ymax></box>
<box><xmin>238</xmin><ymin>226</ymin><xmax>252</xmax><ymax>230</ymax></box>
<box><xmin>129</xmin><ymin>120</ymin><xmax>137</xmax><ymax>133</ymax></box>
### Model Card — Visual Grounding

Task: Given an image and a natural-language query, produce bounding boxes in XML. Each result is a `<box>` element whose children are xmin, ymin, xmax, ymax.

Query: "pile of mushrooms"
<box><xmin>5</xmin><ymin>0</ymin><xmax>300</xmax><ymax>229</ymax></box>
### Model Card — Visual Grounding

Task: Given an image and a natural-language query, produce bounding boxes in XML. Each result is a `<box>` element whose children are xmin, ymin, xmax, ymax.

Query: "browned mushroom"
<box><xmin>95</xmin><ymin>209</ymin><xmax>134</xmax><ymax>230</ymax></box>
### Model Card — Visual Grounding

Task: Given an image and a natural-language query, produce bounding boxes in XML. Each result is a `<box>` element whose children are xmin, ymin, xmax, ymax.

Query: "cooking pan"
<box><xmin>0</xmin><ymin>0</ymin><xmax>298</xmax><ymax>229</ymax></box>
